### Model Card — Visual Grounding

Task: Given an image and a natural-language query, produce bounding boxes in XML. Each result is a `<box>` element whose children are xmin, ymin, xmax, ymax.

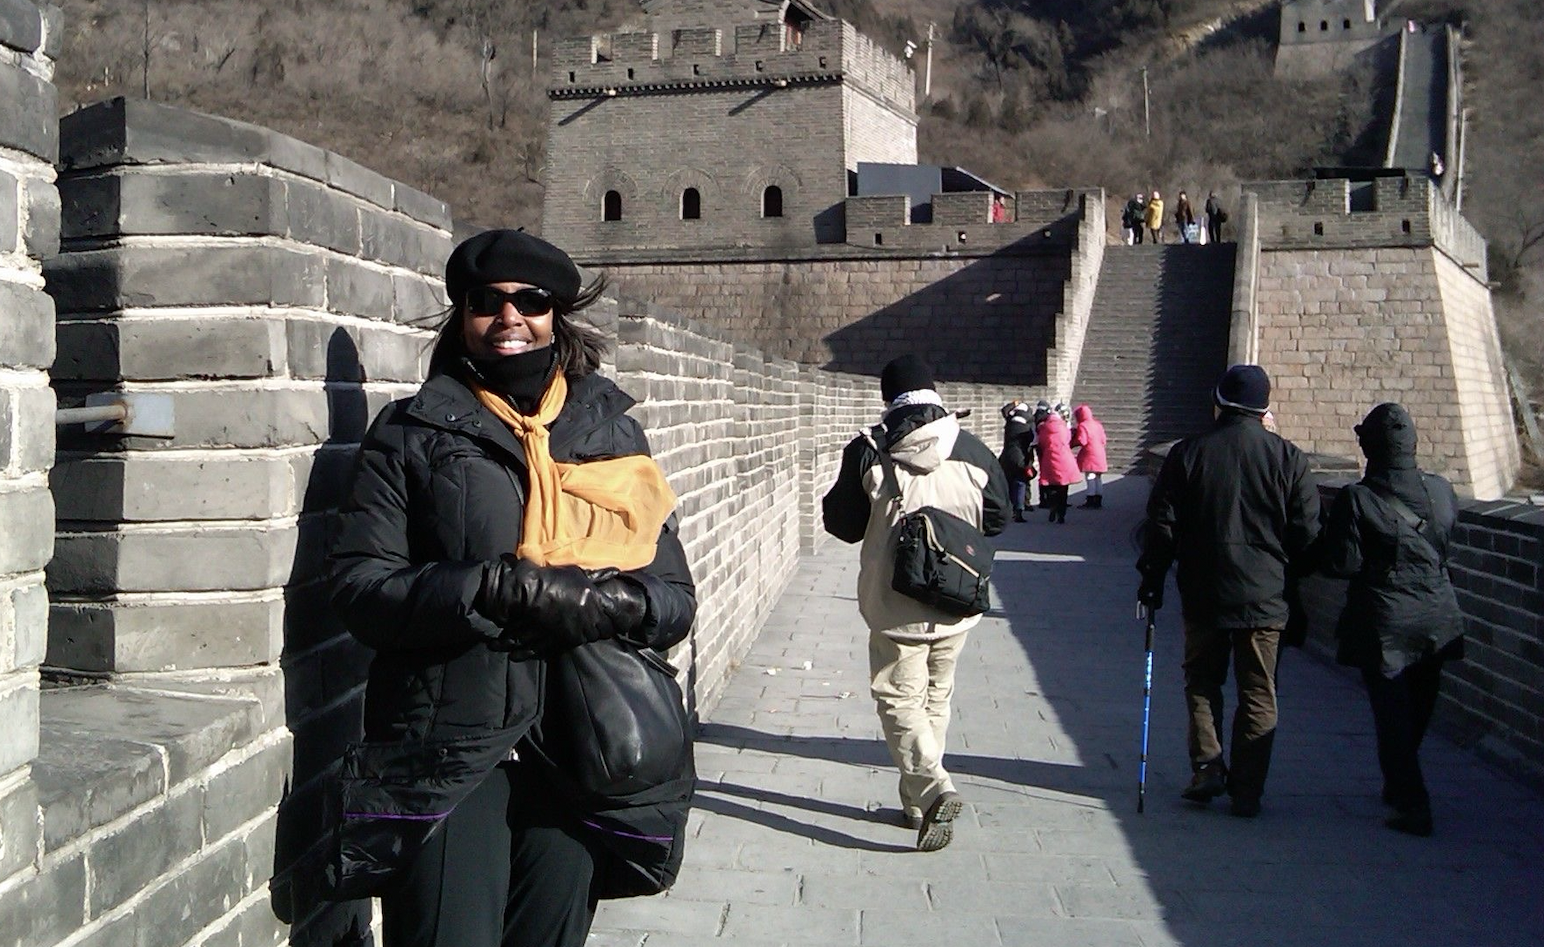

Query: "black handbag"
<box><xmin>527</xmin><ymin>635</ymin><xmax>692</xmax><ymax>800</ymax></box>
<box><xmin>869</xmin><ymin>425</ymin><xmax>995</xmax><ymax>617</ymax></box>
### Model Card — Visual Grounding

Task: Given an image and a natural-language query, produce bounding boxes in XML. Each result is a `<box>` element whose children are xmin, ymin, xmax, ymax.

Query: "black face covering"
<box><xmin>1356</xmin><ymin>402</ymin><xmax>1419</xmax><ymax>472</ymax></box>
<box><xmin>464</xmin><ymin>346</ymin><xmax>556</xmax><ymax>415</ymax></box>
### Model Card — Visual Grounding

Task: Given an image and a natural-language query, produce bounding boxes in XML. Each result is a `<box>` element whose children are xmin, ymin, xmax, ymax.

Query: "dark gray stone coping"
<box><xmin>59</xmin><ymin>97</ymin><xmax>451</xmax><ymax>231</ymax></box>
<box><xmin>33</xmin><ymin>683</ymin><xmax>265</xmax><ymax>853</ymax></box>
<box><xmin>0</xmin><ymin>0</ymin><xmax>42</xmax><ymax>54</ymax></box>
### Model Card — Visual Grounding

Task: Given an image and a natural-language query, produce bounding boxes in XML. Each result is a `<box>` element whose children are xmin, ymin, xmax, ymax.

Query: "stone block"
<box><xmin>39</xmin><ymin>2</ymin><xmax>59</xmax><ymax>59</ymax></box>
<box><xmin>60</xmin><ymin>97</ymin><xmax>267</xmax><ymax>172</ymax></box>
<box><xmin>0</xmin><ymin>59</ymin><xmax>57</xmax><ymax>161</ymax></box>
<box><xmin>203</xmin><ymin>735</ymin><xmax>291</xmax><ymax>842</ymax></box>
<box><xmin>324</xmin><ymin>256</ymin><xmax>395</xmax><ymax>321</ymax></box>
<box><xmin>126</xmin><ymin>829</ymin><xmax>256</xmax><ymax>946</ymax></box>
<box><xmin>394</xmin><ymin>271</ymin><xmax>448</xmax><ymax>323</ymax></box>
<box><xmin>285</xmin><ymin>179</ymin><xmax>361</xmax><ymax>255</ymax></box>
<box><xmin>48</xmin><ymin>522</ymin><xmax>299</xmax><ymax>594</ymax></box>
<box><xmin>0</xmin><ymin>855</ymin><xmax>85</xmax><ymax>947</ymax></box>
<box><xmin>0</xmin><ymin>281</ymin><xmax>55</xmax><ymax>370</ymax></box>
<box><xmin>33</xmin><ymin>723</ymin><xmax>165</xmax><ymax>851</ymax></box>
<box><xmin>0</xmin><ymin>485</ymin><xmax>52</xmax><ymax>574</ymax></box>
<box><xmin>393</xmin><ymin>182</ymin><xmax>451</xmax><ymax>230</ymax></box>
<box><xmin>0</xmin><ymin>0</ymin><xmax>43</xmax><ymax>54</ymax></box>
<box><xmin>12</xmin><ymin>581</ymin><xmax>46</xmax><ymax>667</ymax></box>
<box><xmin>45</xmin><ymin>244</ymin><xmax>326</xmax><ymax>313</ymax></box>
<box><xmin>53</xmin><ymin>317</ymin><xmax>286</xmax><ymax>381</ymax></box>
<box><xmin>61</xmin><ymin>171</ymin><xmax>281</xmax><ymax>239</ymax></box>
<box><xmin>0</xmin><ymin>671</ymin><xmax>39</xmax><ymax>774</ymax></box>
<box><xmin>22</xmin><ymin>173</ymin><xmax>58</xmax><ymax>259</ymax></box>
<box><xmin>324</xmin><ymin>150</ymin><xmax>393</xmax><ymax>208</ymax></box>
<box><xmin>0</xmin><ymin>168</ymin><xmax>17</xmax><ymax>253</ymax></box>
<box><xmin>48</xmin><ymin>595</ymin><xmax>285</xmax><ymax>672</ymax></box>
<box><xmin>53</xmin><ymin>385</ymin><xmax>335</xmax><ymax>452</ymax></box>
<box><xmin>362</xmin><ymin>327</ymin><xmax>431</xmax><ymax>383</ymax></box>
<box><xmin>359</xmin><ymin>207</ymin><xmax>416</xmax><ymax>269</ymax></box>
<box><xmin>0</xmin><ymin>383</ymin><xmax>55</xmax><ymax>474</ymax></box>
<box><xmin>87</xmin><ymin>785</ymin><xmax>207</xmax><ymax>915</ymax></box>
<box><xmin>51</xmin><ymin>453</ymin><xmax>295</xmax><ymax>521</ymax></box>
<box><xmin>0</xmin><ymin>776</ymin><xmax>39</xmax><ymax>879</ymax></box>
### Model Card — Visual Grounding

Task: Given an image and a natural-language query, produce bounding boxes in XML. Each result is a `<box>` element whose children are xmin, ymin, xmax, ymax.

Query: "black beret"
<box><xmin>444</xmin><ymin>229</ymin><xmax>582</xmax><ymax>305</ymax></box>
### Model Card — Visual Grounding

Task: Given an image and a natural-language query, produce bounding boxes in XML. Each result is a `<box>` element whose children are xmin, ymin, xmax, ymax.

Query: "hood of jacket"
<box><xmin>1356</xmin><ymin>402</ymin><xmax>1418</xmax><ymax>472</ymax></box>
<box><xmin>885</xmin><ymin>406</ymin><xmax>960</xmax><ymax>477</ymax></box>
<box><xmin>1073</xmin><ymin>404</ymin><xmax>1094</xmax><ymax>424</ymax></box>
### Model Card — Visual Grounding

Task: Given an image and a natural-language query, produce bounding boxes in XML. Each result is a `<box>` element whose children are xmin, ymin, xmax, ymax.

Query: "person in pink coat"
<box><xmin>1034</xmin><ymin>405</ymin><xmax>1081</xmax><ymax>524</ymax></box>
<box><xmin>1072</xmin><ymin>404</ymin><xmax>1109</xmax><ymax>508</ymax></box>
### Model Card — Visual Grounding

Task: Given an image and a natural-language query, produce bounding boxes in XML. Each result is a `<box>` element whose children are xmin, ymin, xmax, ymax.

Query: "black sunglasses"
<box><xmin>464</xmin><ymin>286</ymin><xmax>554</xmax><ymax>317</ymax></box>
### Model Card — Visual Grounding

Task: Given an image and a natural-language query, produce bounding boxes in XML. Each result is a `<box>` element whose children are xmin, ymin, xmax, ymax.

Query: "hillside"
<box><xmin>49</xmin><ymin>0</ymin><xmax>1543</xmax><ymax>459</ymax></box>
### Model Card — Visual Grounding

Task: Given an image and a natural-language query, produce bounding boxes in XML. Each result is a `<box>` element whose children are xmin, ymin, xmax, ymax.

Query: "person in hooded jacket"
<box><xmin>1137</xmin><ymin>365</ymin><xmax>1320</xmax><ymax>818</ymax></box>
<box><xmin>822</xmin><ymin>355</ymin><xmax>1009</xmax><ymax>852</ymax></box>
<box><xmin>998</xmin><ymin>401</ymin><xmax>1037</xmax><ymax>521</ymax></box>
<box><xmin>1071</xmin><ymin>404</ymin><xmax>1108</xmax><ymax>508</ymax></box>
<box><xmin>1034</xmin><ymin>405</ymin><xmax>1080</xmax><ymax>524</ymax></box>
<box><xmin>326</xmin><ymin>229</ymin><xmax>698</xmax><ymax>947</ymax></box>
<box><xmin>1320</xmin><ymin>403</ymin><xmax>1465</xmax><ymax>837</ymax></box>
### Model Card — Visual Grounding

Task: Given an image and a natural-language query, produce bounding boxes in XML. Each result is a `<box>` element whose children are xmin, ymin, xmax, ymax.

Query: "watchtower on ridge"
<box><xmin>540</xmin><ymin>0</ymin><xmax>918</xmax><ymax>254</ymax></box>
<box><xmin>1276</xmin><ymin>0</ymin><xmax>1389</xmax><ymax>78</ymax></box>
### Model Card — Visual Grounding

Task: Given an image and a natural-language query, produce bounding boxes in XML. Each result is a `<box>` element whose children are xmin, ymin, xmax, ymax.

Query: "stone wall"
<box><xmin>1298</xmin><ymin>487</ymin><xmax>1544</xmax><ymax>790</ymax></box>
<box><xmin>0</xmin><ymin>3</ymin><xmax>57</xmax><ymax>945</ymax></box>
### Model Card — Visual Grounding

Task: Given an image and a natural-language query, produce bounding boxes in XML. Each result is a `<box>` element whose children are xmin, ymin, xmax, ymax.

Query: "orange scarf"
<box><xmin>472</xmin><ymin>373</ymin><xmax>677</xmax><ymax>571</ymax></box>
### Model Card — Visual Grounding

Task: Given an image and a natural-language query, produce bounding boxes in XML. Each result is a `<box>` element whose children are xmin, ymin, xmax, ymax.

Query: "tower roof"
<box><xmin>639</xmin><ymin>1</ymin><xmax>830</xmax><ymax>27</ymax></box>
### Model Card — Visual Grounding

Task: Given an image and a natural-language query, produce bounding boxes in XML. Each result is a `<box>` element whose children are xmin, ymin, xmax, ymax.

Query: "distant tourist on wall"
<box><xmin>1429</xmin><ymin>152</ymin><xmax>1445</xmax><ymax>180</ymax></box>
<box><xmin>1123</xmin><ymin>193</ymin><xmax>1146</xmax><ymax>245</ymax></box>
<box><xmin>821</xmin><ymin>355</ymin><xmax>1009</xmax><ymax>851</ymax></box>
<box><xmin>1137</xmin><ymin>365</ymin><xmax>1321</xmax><ymax>818</ymax></box>
<box><xmin>1034</xmin><ymin>402</ymin><xmax>1080</xmax><ymax>524</ymax></box>
<box><xmin>1145</xmin><ymin>190</ymin><xmax>1166</xmax><ymax>244</ymax></box>
<box><xmin>1175</xmin><ymin>191</ymin><xmax>1198</xmax><ymax>244</ymax></box>
<box><xmin>1205</xmin><ymin>192</ymin><xmax>1227</xmax><ymax>245</ymax></box>
<box><xmin>990</xmin><ymin>193</ymin><xmax>1011</xmax><ymax>223</ymax></box>
<box><xmin>1071</xmin><ymin>404</ymin><xmax>1108</xmax><ymax>508</ymax></box>
<box><xmin>326</xmin><ymin>229</ymin><xmax>699</xmax><ymax>946</ymax></box>
<box><xmin>1319</xmin><ymin>403</ymin><xmax>1466</xmax><ymax>838</ymax></box>
<box><xmin>999</xmin><ymin>401</ymin><xmax>1038</xmax><ymax>522</ymax></box>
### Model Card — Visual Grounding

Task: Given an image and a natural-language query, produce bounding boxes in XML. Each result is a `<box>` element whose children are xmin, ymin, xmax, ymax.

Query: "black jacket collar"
<box><xmin>404</xmin><ymin>370</ymin><xmax>637</xmax><ymax>462</ymax></box>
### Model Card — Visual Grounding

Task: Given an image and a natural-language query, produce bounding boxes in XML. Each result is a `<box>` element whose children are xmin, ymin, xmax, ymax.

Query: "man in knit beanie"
<box><xmin>821</xmin><ymin>355</ymin><xmax>1009</xmax><ymax>851</ymax></box>
<box><xmin>1136</xmin><ymin>364</ymin><xmax>1320</xmax><ymax>818</ymax></box>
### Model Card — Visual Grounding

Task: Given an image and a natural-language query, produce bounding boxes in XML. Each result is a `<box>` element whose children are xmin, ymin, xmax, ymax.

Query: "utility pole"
<box><xmin>142</xmin><ymin>0</ymin><xmax>151</xmax><ymax>99</ymax></box>
<box><xmin>924</xmin><ymin>22</ymin><xmax>935</xmax><ymax>98</ymax></box>
<box><xmin>1142</xmin><ymin>67</ymin><xmax>1150</xmax><ymax>138</ymax></box>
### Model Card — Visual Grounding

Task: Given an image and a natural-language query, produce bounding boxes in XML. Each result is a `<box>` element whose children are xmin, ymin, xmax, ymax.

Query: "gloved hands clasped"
<box><xmin>477</xmin><ymin>555</ymin><xmax>649</xmax><ymax>658</ymax></box>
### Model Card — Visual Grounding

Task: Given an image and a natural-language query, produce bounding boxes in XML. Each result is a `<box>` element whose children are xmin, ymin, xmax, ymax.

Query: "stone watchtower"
<box><xmin>540</xmin><ymin>0</ymin><xmax>917</xmax><ymax>254</ymax></box>
<box><xmin>1276</xmin><ymin>0</ymin><xmax>1387</xmax><ymax>78</ymax></box>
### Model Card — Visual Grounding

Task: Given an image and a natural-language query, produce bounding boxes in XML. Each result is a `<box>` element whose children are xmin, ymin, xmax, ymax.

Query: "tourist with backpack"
<box><xmin>821</xmin><ymin>355</ymin><xmax>1009</xmax><ymax>851</ymax></box>
<box><xmin>1319</xmin><ymin>403</ymin><xmax>1466</xmax><ymax>837</ymax></box>
<box><xmin>1205</xmin><ymin>192</ymin><xmax>1227</xmax><ymax>244</ymax></box>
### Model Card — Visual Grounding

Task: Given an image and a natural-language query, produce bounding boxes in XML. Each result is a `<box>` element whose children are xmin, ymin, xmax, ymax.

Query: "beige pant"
<box><xmin>869</xmin><ymin>630</ymin><xmax>968</xmax><ymax>818</ymax></box>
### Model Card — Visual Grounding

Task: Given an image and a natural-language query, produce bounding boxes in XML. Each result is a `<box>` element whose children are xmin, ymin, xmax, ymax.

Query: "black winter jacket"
<box><xmin>1138</xmin><ymin>411</ymin><xmax>1320</xmax><ymax>629</ymax></box>
<box><xmin>998</xmin><ymin>410</ymin><xmax>1036</xmax><ymax>483</ymax></box>
<box><xmin>324</xmin><ymin>368</ymin><xmax>696</xmax><ymax>898</ymax></box>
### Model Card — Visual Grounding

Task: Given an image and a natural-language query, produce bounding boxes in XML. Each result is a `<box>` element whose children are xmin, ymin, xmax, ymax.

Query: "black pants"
<box><xmin>1041</xmin><ymin>484</ymin><xmax>1069</xmax><ymax>522</ymax></box>
<box><xmin>382</xmin><ymin>763</ymin><xmax>603</xmax><ymax>947</ymax></box>
<box><xmin>1362</xmin><ymin>657</ymin><xmax>1444</xmax><ymax>812</ymax></box>
<box><xmin>1207</xmin><ymin>219</ymin><xmax>1223</xmax><ymax>244</ymax></box>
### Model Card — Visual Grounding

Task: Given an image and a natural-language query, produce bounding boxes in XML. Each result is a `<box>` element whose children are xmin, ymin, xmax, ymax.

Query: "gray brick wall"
<box><xmin>0</xmin><ymin>0</ymin><xmax>57</xmax><ymax>909</ymax></box>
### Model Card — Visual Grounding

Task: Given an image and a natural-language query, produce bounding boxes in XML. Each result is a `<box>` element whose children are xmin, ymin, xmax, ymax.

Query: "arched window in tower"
<box><xmin>603</xmin><ymin>190</ymin><xmax>622</xmax><ymax>221</ymax></box>
<box><xmin>1320</xmin><ymin>20</ymin><xmax>1329</xmax><ymax>31</ymax></box>
<box><xmin>762</xmin><ymin>186</ymin><xmax>784</xmax><ymax>218</ymax></box>
<box><xmin>1343</xmin><ymin>19</ymin><xmax>1352</xmax><ymax>29</ymax></box>
<box><xmin>1298</xmin><ymin>21</ymin><xmax>1306</xmax><ymax>33</ymax></box>
<box><xmin>681</xmin><ymin>188</ymin><xmax>701</xmax><ymax>220</ymax></box>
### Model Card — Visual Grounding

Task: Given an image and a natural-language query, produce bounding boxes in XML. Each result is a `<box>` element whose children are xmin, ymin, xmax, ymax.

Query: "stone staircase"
<box><xmin>1070</xmin><ymin>244</ymin><xmax>1236</xmax><ymax>472</ymax></box>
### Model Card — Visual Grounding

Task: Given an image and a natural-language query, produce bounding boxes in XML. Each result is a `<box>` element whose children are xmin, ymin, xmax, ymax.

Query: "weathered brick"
<box><xmin>0</xmin><ymin>59</ymin><xmax>57</xmax><ymax>161</ymax></box>
<box><xmin>0</xmin><ymin>671</ymin><xmax>39</xmax><ymax>775</ymax></box>
<box><xmin>33</xmin><ymin>723</ymin><xmax>165</xmax><ymax>850</ymax></box>
<box><xmin>11</xmin><ymin>580</ymin><xmax>46</xmax><ymax>668</ymax></box>
<box><xmin>61</xmin><ymin>171</ymin><xmax>280</xmax><ymax>239</ymax></box>
<box><xmin>45</xmin><ymin>244</ymin><xmax>326</xmax><ymax>313</ymax></box>
<box><xmin>51</xmin><ymin>453</ymin><xmax>294</xmax><ymax>521</ymax></box>
<box><xmin>285</xmin><ymin>178</ymin><xmax>361</xmax><ymax>255</ymax></box>
<box><xmin>0</xmin><ymin>0</ymin><xmax>44</xmax><ymax>54</ymax></box>
<box><xmin>0</xmin><ymin>280</ymin><xmax>55</xmax><ymax>370</ymax></box>
<box><xmin>48</xmin><ymin>522</ymin><xmax>299</xmax><ymax>595</ymax></box>
<box><xmin>0</xmin><ymin>855</ymin><xmax>85</xmax><ymax>947</ymax></box>
<box><xmin>53</xmin><ymin>317</ymin><xmax>286</xmax><ymax>381</ymax></box>
<box><xmin>87</xmin><ymin>786</ymin><xmax>206</xmax><ymax>916</ymax></box>
<box><xmin>0</xmin><ymin>168</ymin><xmax>17</xmax><ymax>253</ymax></box>
<box><xmin>323</xmin><ymin>256</ymin><xmax>395</xmax><ymax>321</ymax></box>
<box><xmin>54</xmin><ymin>386</ymin><xmax>334</xmax><ymax>452</ymax></box>
<box><xmin>60</xmin><ymin>97</ymin><xmax>266</xmax><ymax>172</ymax></box>
<box><xmin>0</xmin><ymin>485</ymin><xmax>51</xmax><ymax>573</ymax></box>
<box><xmin>0</xmin><ymin>776</ymin><xmax>39</xmax><ymax>878</ymax></box>
<box><xmin>48</xmin><ymin>596</ymin><xmax>284</xmax><ymax>672</ymax></box>
<box><xmin>21</xmin><ymin>173</ymin><xmax>58</xmax><ymax>258</ymax></box>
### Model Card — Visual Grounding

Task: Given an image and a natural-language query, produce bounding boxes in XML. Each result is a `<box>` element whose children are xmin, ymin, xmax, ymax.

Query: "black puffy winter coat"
<box><xmin>324</xmin><ymin>367</ymin><xmax>696</xmax><ymax>898</ymax></box>
<box><xmin>1138</xmin><ymin>410</ymin><xmax>1321</xmax><ymax>629</ymax></box>
<box><xmin>1319</xmin><ymin>403</ymin><xmax>1465</xmax><ymax>676</ymax></box>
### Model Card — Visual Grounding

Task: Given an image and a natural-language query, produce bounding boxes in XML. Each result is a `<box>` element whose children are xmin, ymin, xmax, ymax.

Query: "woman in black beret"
<box><xmin>326</xmin><ymin>230</ymin><xmax>698</xmax><ymax>945</ymax></box>
<box><xmin>1320</xmin><ymin>402</ymin><xmax>1465</xmax><ymax>837</ymax></box>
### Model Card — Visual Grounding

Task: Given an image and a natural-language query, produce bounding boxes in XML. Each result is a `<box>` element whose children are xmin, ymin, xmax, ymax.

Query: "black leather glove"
<box><xmin>1137</xmin><ymin>573</ymin><xmax>1164</xmax><ymax>612</ymax></box>
<box><xmin>477</xmin><ymin>556</ymin><xmax>649</xmax><ymax>657</ymax></box>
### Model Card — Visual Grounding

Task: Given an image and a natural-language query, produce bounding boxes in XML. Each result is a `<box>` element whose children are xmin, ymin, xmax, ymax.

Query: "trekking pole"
<box><xmin>1138</xmin><ymin>603</ymin><xmax>1155</xmax><ymax>814</ymax></box>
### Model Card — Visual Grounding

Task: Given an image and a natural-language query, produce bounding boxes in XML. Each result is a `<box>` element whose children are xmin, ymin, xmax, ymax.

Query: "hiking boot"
<box><xmin>1229</xmin><ymin>795</ymin><xmax>1262</xmax><ymax>818</ymax></box>
<box><xmin>1181</xmin><ymin>761</ymin><xmax>1228</xmax><ymax>804</ymax></box>
<box><xmin>1013</xmin><ymin>510</ymin><xmax>1026</xmax><ymax>523</ymax></box>
<box><xmin>901</xmin><ymin>807</ymin><xmax>922</xmax><ymax>830</ymax></box>
<box><xmin>916</xmin><ymin>791</ymin><xmax>963</xmax><ymax>852</ymax></box>
<box><xmin>1385</xmin><ymin>806</ymin><xmax>1433</xmax><ymax>837</ymax></box>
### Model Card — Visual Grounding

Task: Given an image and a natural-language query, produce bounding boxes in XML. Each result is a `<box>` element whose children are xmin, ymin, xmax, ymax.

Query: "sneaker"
<box><xmin>916</xmin><ymin>791</ymin><xmax>963</xmax><ymax>852</ymax></box>
<box><xmin>901</xmin><ymin>807</ymin><xmax>923</xmax><ymax>830</ymax></box>
<box><xmin>1229</xmin><ymin>795</ymin><xmax>1262</xmax><ymax>818</ymax></box>
<box><xmin>1385</xmin><ymin>806</ymin><xmax>1433</xmax><ymax>837</ymax></box>
<box><xmin>1181</xmin><ymin>761</ymin><xmax>1228</xmax><ymax>803</ymax></box>
<box><xmin>1013</xmin><ymin>511</ymin><xmax>1026</xmax><ymax>523</ymax></box>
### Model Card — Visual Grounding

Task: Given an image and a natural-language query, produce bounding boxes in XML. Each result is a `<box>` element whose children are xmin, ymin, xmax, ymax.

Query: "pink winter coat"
<box><xmin>1072</xmin><ymin>405</ymin><xmax>1108</xmax><ymax>473</ymax></box>
<box><xmin>1035</xmin><ymin>413</ymin><xmax>1081</xmax><ymax>486</ymax></box>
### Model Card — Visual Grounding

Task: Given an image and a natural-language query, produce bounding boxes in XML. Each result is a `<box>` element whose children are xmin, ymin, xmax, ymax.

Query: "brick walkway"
<box><xmin>590</xmin><ymin>476</ymin><xmax>1544</xmax><ymax>946</ymax></box>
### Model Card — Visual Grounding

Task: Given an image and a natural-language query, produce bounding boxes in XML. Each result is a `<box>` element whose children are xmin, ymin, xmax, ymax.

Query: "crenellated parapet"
<box><xmin>844</xmin><ymin>188</ymin><xmax>1099</xmax><ymax>252</ymax></box>
<box><xmin>550</xmin><ymin>18</ymin><xmax>912</xmax><ymax>116</ymax></box>
<box><xmin>1279</xmin><ymin>0</ymin><xmax>1383</xmax><ymax>46</ymax></box>
<box><xmin>1247</xmin><ymin>174</ymin><xmax>1484</xmax><ymax>276</ymax></box>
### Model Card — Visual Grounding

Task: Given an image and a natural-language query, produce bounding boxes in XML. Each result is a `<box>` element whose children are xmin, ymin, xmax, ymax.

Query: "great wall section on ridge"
<box><xmin>0</xmin><ymin>1</ymin><xmax>1539</xmax><ymax>945</ymax></box>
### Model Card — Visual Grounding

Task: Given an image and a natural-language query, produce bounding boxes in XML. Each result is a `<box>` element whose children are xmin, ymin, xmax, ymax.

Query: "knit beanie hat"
<box><xmin>1213</xmin><ymin>364</ymin><xmax>1271</xmax><ymax>414</ymax></box>
<box><xmin>445</xmin><ymin>229</ymin><xmax>582</xmax><ymax>306</ymax></box>
<box><xmin>879</xmin><ymin>354</ymin><xmax>935</xmax><ymax>404</ymax></box>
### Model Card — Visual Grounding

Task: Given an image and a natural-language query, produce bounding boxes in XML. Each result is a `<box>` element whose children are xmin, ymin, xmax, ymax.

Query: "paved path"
<box><xmin>591</xmin><ymin>476</ymin><xmax>1544</xmax><ymax>946</ymax></box>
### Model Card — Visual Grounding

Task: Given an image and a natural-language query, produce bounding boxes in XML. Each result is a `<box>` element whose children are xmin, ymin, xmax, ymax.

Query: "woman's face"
<box><xmin>460</xmin><ymin>281</ymin><xmax>556</xmax><ymax>359</ymax></box>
